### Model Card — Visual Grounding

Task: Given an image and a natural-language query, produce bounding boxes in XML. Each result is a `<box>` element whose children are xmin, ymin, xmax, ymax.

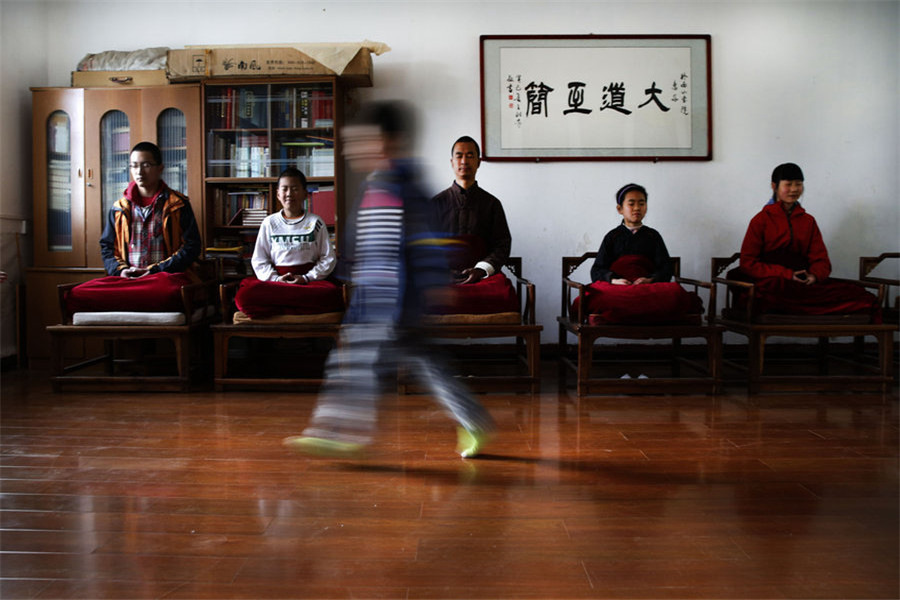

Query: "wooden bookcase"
<box><xmin>201</xmin><ymin>77</ymin><xmax>344</xmax><ymax>278</ymax></box>
<box><xmin>27</xmin><ymin>84</ymin><xmax>203</xmax><ymax>363</ymax></box>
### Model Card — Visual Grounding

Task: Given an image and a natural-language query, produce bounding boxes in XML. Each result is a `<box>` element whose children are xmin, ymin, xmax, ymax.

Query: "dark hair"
<box><xmin>451</xmin><ymin>136</ymin><xmax>481</xmax><ymax>159</ymax></box>
<box><xmin>771</xmin><ymin>162</ymin><xmax>804</xmax><ymax>184</ymax></box>
<box><xmin>278</xmin><ymin>167</ymin><xmax>308</xmax><ymax>188</ymax></box>
<box><xmin>131</xmin><ymin>141</ymin><xmax>162</xmax><ymax>165</ymax></box>
<box><xmin>353</xmin><ymin>100</ymin><xmax>416</xmax><ymax>146</ymax></box>
<box><xmin>615</xmin><ymin>183</ymin><xmax>647</xmax><ymax>205</ymax></box>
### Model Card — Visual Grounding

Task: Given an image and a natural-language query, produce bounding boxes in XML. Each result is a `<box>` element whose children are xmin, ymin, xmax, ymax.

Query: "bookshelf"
<box><xmin>202</xmin><ymin>77</ymin><xmax>343</xmax><ymax>277</ymax></box>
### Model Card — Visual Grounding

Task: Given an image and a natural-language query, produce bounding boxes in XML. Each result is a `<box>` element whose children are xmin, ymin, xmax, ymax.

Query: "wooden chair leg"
<box><xmin>214</xmin><ymin>330</ymin><xmax>227</xmax><ymax>392</ymax></box>
<box><xmin>526</xmin><ymin>331</ymin><xmax>540</xmax><ymax>394</ymax></box>
<box><xmin>104</xmin><ymin>339</ymin><xmax>116</xmax><ymax>375</ymax></box>
<box><xmin>710</xmin><ymin>329</ymin><xmax>723</xmax><ymax>394</ymax></box>
<box><xmin>672</xmin><ymin>337</ymin><xmax>682</xmax><ymax>377</ymax></box>
<box><xmin>878</xmin><ymin>330</ymin><xmax>894</xmax><ymax>392</ymax></box>
<box><xmin>817</xmin><ymin>336</ymin><xmax>829</xmax><ymax>375</ymax></box>
<box><xmin>748</xmin><ymin>333</ymin><xmax>764</xmax><ymax>394</ymax></box>
<box><xmin>50</xmin><ymin>332</ymin><xmax>64</xmax><ymax>392</ymax></box>
<box><xmin>576</xmin><ymin>333</ymin><xmax>594</xmax><ymax>397</ymax></box>
<box><xmin>557</xmin><ymin>324</ymin><xmax>569</xmax><ymax>392</ymax></box>
<box><xmin>174</xmin><ymin>334</ymin><xmax>190</xmax><ymax>391</ymax></box>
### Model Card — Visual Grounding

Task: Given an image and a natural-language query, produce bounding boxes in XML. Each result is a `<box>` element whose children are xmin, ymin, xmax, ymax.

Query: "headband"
<box><xmin>616</xmin><ymin>183</ymin><xmax>646</xmax><ymax>205</ymax></box>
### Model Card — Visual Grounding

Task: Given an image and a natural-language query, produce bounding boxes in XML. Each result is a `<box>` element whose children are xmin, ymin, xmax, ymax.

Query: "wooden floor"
<box><xmin>1</xmin><ymin>367</ymin><xmax>898</xmax><ymax>599</ymax></box>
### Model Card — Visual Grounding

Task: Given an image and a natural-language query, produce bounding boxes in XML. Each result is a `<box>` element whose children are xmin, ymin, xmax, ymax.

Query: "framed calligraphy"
<box><xmin>480</xmin><ymin>35</ymin><xmax>712</xmax><ymax>161</ymax></box>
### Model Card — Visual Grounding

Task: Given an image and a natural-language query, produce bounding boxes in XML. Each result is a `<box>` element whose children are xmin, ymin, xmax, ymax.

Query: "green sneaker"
<box><xmin>456</xmin><ymin>427</ymin><xmax>493</xmax><ymax>458</ymax></box>
<box><xmin>283</xmin><ymin>436</ymin><xmax>365</xmax><ymax>458</ymax></box>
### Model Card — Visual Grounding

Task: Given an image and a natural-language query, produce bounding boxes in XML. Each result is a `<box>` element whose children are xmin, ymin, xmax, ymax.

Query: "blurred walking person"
<box><xmin>284</xmin><ymin>101</ymin><xmax>495</xmax><ymax>459</ymax></box>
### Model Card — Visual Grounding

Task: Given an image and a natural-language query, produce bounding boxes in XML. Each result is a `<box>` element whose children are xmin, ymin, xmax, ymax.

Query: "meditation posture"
<box><xmin>581</xmin><ymin>183</ymin><xmax>700</xmax><ymax>324</ymax></box>
<box><xmin>233</xmin><ymin>168</ymin><xmax>340</xmax><ymax>320</ymax></box>
<box><xmin>427</xmin><ymin>136</ymin><xmax>518</xmax><ymax>316</ymax></box>
<box><xmin>735</xmin><ymin>162</ymin><xmax>879</xmax><ymax>317</ymax></box>
<box><xmin>431</xmin><ymin>136</ymin><xmax>512</xmax><ymax>284</ymax></box>
<box><xmin>66</xmin><ymin>142</ymin><xmax>202</xmax><ymax>314</ymax></box>
<box><xmin>100</xmin><ymin>141</ymin><xmax>201</xmax><ymax>278</ymax></box>
<box><xmin>591</xmin><ymin>183</ymin><xmax>673</xmax><ymax>285</ymax></box>
<box><xmin>284</xmin><ymin>101</ymin><xmax>495</xmax><ymax>459</ymax></box>
<box><xmin>249</xmin><ymin>167</ymin><xmax>336</xmax><ymax>285</ymax></box>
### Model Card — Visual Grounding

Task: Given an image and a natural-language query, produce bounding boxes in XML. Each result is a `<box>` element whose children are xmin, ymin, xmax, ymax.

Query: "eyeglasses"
<box><xmin>128</xmin><ymin>162</ymin><xmax>159</xmax><ymax>170</ymax></box>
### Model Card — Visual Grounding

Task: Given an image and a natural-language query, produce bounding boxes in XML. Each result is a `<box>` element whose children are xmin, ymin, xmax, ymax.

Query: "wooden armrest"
<box><xmin>860</xmin><ymin>275</ymin><xmax>900</xmax><ymax>286</ymax></box>
<box><xmin>561</xmin><ymin>276</ymin><xmax>588</xmax><ymax>324</ymax></box>
<box><xmin>179</xmin><ymin>279</ymin><xmax>217</xmax><ymax>319</ymax></box>
<box><xmin>521</xmin><ymin>279</ymin><xmax>536</xmax><ymax>324</ymax></box>
<box><xmin>711</xmin><ymin>276</ymin><xmax>755</xmax><ymax>320</ymax></box>
<box><xmin>713</xmin><ymin>276</ymin><xmax>753</xmax><ymax>289</ymax></box>
<box><xmin>675</xmin><ymin>276</ymin><xmax>712</xmax><ymax>290</ymax></box>
<box><xmin>217</xmin><ymin>280</ymin><xmax>242</xmax><ymax>320</ymax></box>
<box><xmin>56</xmin><ymin>282</ymin><xmax>83</xmax><ymax>324</ymax></box>
<box><xmin>675</xmin><ymin>276</ymin><xmax>717</xmax><ymax>319</ymax></box>
<box><xmin>860</xmin><ymin>252</ymin><xmax>900</xmax><ymax>281</ymax></box>
<box><xmin>562</xmin><ymin>277</ymin><xmax>586</xmax><ymax>292</ymax></box>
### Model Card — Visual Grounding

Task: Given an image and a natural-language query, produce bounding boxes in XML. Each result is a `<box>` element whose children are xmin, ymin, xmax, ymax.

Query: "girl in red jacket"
<box><xmin>737</xmin><ymin>163</ymin><xmax>878</xmax><ymax>317</ymax></box>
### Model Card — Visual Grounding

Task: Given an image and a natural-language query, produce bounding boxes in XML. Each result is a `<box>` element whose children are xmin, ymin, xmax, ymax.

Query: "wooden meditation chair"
<box><xmin>557</xmin><ymin>254</ymin><xmax>722</xmax><ymax>396</ymax></box>
<box><xmin>406</xmin><ymin>256</ymin><xmax>543</xmax><ymax>394</ymax></box>
<box><xmin>858</xmin><ymin>252</ymin><xmax>899</xmax><ymax>377</ymax></box>
<box><xmin>711</xmin><ymin>253</ymin><xmax>895</xmax><ymax>394</ymax></box>
<box><xmin>47</xmin><ymin>262</ymin><xmax>218</xmax><ymax>392</ymax></box>
<box><xmin>859</xmin><ymin>252</ymin><xmax>899</xmax><ymax>326</ymax></box>
<box><xmin>211</xmin><ymin>279</ymin><xmax>347</xmax><ymax>391</ymax></box>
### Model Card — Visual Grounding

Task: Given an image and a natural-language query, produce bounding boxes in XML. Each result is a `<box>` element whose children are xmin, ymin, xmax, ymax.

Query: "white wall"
<box><xmin>0</xmin><ymin>0</ymin><xmax>47</xmax><ymax>359</ymax></box>
<box><xmin>1</xmin><ymin>0</ymin><xmax>897</xmax><ymax>357</ymax></box>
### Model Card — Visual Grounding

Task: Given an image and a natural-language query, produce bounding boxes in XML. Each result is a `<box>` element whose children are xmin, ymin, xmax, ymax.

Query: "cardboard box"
<box><xmin>167</xmin><ymin>45</ymin><xmax>373</xmax><ymax>87</ymax></box>
<box><xmin>72</xmin><ymin>70</ymin><xmax>169</xmax><ymax>87</ymax></box>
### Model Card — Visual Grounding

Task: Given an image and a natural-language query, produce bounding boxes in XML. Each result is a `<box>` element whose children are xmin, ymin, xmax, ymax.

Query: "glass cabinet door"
<box><xmin>158</xmin><ymin>108</ymin><xmax>188</xmax><ymax>195</ymax></box>
<box><xmin>83</xmin><ymin>88</ymin><xmax>141</xmax><ymax>269</ymax></box>
<box><xmin>32</xmin><ymin>88</ymin><xmax>85</xmax><ymax>267</ymax></box>
<box><xmin>269</xmin><ymin>82</ymin><xmax>335</xmax><ymax>178</ymax></box>
<box><xmin>46</xmin><ymin>111</ymin><xmax>74</xmax><ymax>252</ymax></box>
<box><xmin>100</xmin><ymin>110</ymin><xmax>131</xmax><ymax>219</ymax></box>
<box><xmin>205</xmin><ymin>84</ymin><xmax>269</xmax><ymax>178</ymax></box>
<box><xmin>140</xmin><ymin>84</ymin><xmax>203</xmax><ymax>244</ymax></box>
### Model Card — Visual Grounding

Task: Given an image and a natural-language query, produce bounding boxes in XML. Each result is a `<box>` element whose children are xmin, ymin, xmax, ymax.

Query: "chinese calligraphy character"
<box><xmin>506</xmin><ymin>74</ymin><xmax>524</xmax><ymax>127</ymax></box>
<box><xmin>599</xmin><ymin>82</ymin><xmax>632</xmax><ymax>115</ymax></box>
<box><xmin>638</xmin><ymin>81</ymin><xmax>670</xmax><ymax>112</ymax></box>
<box><xmin>563</xmin><ymin>82</ymin><xmax>592</xmax><ymax>115</ymax></box>
<box><xmin>237</xmin><ymin>60</ymin><xmax>261</xmax><ymax>72</ymax></box>
<box><xmin>525</xmin><ymin>81</ymin><xmax>554</xmax><ymax>117</ymax></box>
<box><xmin>222</xmin><ymin>58</ymin><xmax>235</xmax><ymax>71</ymax></box>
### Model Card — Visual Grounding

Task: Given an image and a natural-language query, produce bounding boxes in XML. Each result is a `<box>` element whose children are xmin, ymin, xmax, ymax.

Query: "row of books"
<box><xmin>212</xmin><ymin>187</ymin><xmax>269</xmax><ymax>227</ymax></box>
<box><xmin>207</xmin><ymin>139</ymin><xmax>334</xmax><ymax>178</ymax></box>
<box><xmin>272</xmin><ymin>88</ymin><xmax>334</xmax><ymax>129</ymax></box>
<box><xmin>206</xmin><ymin>230</ymin><xmax>256</xmax><ymax>277</ymax></box>
<box><xmin>207</xmin><ymin>132</ymin><xmax>270</xmax><ymax>177</ymax></box>
<box><xmin>206</xmin><ymin>87</ymin><xmax>269</xmax><ymax>130</ymax></box>
<box><xmin>210</xmin><ymin>185</ymin><xmax>336</xmax><ymax>229</ymax></box>
<box><xmin>206</xmin><ymin>86</ymin><xmax>334</xmax><ymax>131</ymax></box>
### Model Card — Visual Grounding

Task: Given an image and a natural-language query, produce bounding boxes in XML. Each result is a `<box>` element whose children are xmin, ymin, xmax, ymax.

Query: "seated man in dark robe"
<box><xmin>429</xmin><ymin>136</ymin><xmax>517</xmax><ymax>316</ymax></box>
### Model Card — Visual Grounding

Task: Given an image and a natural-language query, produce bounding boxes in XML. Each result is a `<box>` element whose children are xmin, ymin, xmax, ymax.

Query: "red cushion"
<box><xmin>609</xmin><ymin>254</ymin><xmax>655</xmax><ymax>281</ymax></box>
<box><xmin>65</xmin><ymin>273</ymin><xmax>194</xmax><ymax>314</ymax></box>
<box><xmin>426</xmin><ymin>273</ymin><xmax>519</xmax><ymax>315</ymax></box>
<box><xmin>234</xmin><ymin>278</ymin><xmax>344</xmax><ymax>319</ymax></box>
<box><xmin>727</xmin><ymin>270</ymin><xmax>881</xmax><ymax>322</ymax></box>
<box><xmin>574</xmin><ymin>281</ymin><xmax>703</xmax><ymax>325</ymax></box>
